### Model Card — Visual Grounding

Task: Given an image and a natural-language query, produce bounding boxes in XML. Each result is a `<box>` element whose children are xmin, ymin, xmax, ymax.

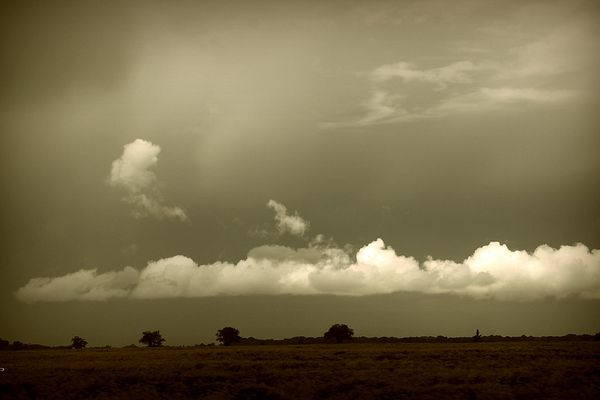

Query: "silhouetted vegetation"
<box><xmin>324</xmin><ymin>323</ymin><xmax>354</xmax><ymax>343</ymax></box>
<box><xmin>70</xmin><ymin>336</ymin><xmax>88</xmax><ymax>349</ymax></box>
<box><xmin>138</xmin><ymin>330</ymin><xmax>165</xmax><ymax>347</ymax></box>
<box><xmin>0</xmin><ymin>339</ymin><xmax>49</xmax><ymax>351</ymax></box>
<box><xmin>473</xmin><ymin>329</ymin><xmax>482</xmax><ymax>342</ymax></box>
<box><xmin>2</xmin><ymin>333</ymin><xmax>600</xmax><ymax>351</ymax></box>
<box><xmin>216</xmin><ymin>327</ymin><xmax>241</xmax><ymax>346</ymax></box>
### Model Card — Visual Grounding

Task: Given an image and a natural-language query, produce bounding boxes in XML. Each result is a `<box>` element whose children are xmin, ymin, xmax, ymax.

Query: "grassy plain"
<box><xmin>1</xmin><ymin>341</ymin><xmax>599</xmax><ymax>399</ymax></box>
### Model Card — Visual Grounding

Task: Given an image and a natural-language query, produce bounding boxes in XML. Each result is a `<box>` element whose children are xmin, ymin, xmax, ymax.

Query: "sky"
<box><xmin>1</xmin><ymin>0</ymin><xmax>600</xmax><ymax>346</ymax></box>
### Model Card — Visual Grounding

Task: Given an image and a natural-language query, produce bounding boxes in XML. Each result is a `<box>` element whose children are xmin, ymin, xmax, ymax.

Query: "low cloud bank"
<box><xmin>16</xmin><ymin>239</ymin><xmax>600</xmax><ymax>302</ymax></box>
<box><xmin>109</xmin><ymin>139</ymin><xmax>188</xmax><ymax>221</ymax></box>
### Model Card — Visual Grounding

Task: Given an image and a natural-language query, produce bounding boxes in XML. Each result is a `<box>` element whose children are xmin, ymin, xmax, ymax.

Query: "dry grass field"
<box><xmin>1</xmin><ymin>341</ymin><xmax>599</xmax><ymax>399</ymax></box>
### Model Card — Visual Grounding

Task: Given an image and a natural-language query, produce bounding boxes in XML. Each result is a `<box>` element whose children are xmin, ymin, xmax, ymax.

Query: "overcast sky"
<box><xmin>1</xmin><ymin>0</ymin><xmax>600</xmax><ymax>346</ymax></box>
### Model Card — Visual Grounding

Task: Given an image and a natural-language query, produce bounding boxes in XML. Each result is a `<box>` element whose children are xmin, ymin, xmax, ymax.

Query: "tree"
<box><xmin>216</xmin><ymin>327</ymin><xmax>241</xmax><ymax>346</ymax></box>
<box><xmin>139</xmin><ymin>330</ymin><xmax>165</xmax><ymax>347</ymax></box>
<box><xmin>12</xmin><ymin>341</ymin><xmax>25</xmax><ymax>350</ymax></box>
<box><xmin>473</xmin><ymin>329</ymin><xmax>482</xmax><ymax>342</ymax></box>
<box><xmin>324</xmin><ymin>324</ymin><xmax>354</xmax><ymax>343</ymax></box>
<box><xmin>71</xmin><ymin>336</ymin><xmax>88</xmax><ymax>349</ymax></box>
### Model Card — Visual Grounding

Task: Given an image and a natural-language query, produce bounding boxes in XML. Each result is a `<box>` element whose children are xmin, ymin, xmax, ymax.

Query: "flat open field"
<box><xmin>1</xmin><ymin>342</ymin><xmax>599</xmax><ymax>399</ymax></box>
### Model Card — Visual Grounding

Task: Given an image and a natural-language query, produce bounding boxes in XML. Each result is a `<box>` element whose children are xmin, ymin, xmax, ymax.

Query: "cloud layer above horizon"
<box><xmin>16</xmin><ymin>236</ymin><xmax>600</xmax><ymax>303</ymax></box>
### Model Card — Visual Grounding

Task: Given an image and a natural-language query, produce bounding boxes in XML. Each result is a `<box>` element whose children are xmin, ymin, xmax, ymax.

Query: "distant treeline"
<box><xmin>1</xmin><ymin>333</ymin><xmax>599</xmax><ymax>350</ymax></box>
<box><xmin>0</xmin><ymin>339</ymin><xmax>51</xmax><ymax>351</ymax></box>
<box><xmin>234</xmin><ymin>333</ymin><xmax>600</xmax><ymax>346</ymax></box>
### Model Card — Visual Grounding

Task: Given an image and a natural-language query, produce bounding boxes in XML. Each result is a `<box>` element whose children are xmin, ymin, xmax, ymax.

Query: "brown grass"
<box><xmin>1</xmin><ymin>341</ymin><xmax>599</xmax><ymax>399</ymax></box>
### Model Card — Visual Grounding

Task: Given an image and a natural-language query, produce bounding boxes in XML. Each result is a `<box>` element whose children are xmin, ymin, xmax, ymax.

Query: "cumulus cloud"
<box><xmin>267</xmin><ymin>199</ymin><xmax>309</xmax><ymax>236</ymax></box>
<box><xmin>109</xmin><ymin>139</ymin><xmax>188</xmax><ymax>221</ymax></box>
<box><xmin>15</xmin><ymin>239</ymin><xmax>600</xmax><ymax>302</ymax></box>
<box><xmin>15</xmin><ymin>267</ymin><xmax>139</xmax><ymax>302</ymax></box>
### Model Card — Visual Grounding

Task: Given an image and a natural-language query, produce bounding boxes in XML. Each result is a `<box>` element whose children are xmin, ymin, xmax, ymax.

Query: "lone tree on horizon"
<box><xmin>324</xmin><ymin>324</ymin><xmax>354</xmax><ymax>343</ymax></box>
<box><xmin>71</xmin><ymin>336</ymin><xmax>88</xmax><ymax>349</ymax></box>
<box><xmin>139</xmin><ymin>330</ymin><xmax>165</xmax><ymax>347</ymax></box>
<box><xmin>216</xmin><ymin>327</ymin><xmax>241</xmax><ymax>346</ymax></box>
<box><xmin>473</xmin><ymin>329</ymin><xmax>482</xmax><ymax>342</ymax></box>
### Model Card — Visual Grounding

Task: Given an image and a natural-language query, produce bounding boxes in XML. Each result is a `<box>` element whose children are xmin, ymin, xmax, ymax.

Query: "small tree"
<box><xmin>71</xmin><ymin>336</ymin><xmax>88</xmax><ymax>349</ymax></box>
<box><xmin>216</xmin><ymin>327</ymin><xmax>241</xmax><ymax>346</ymax></box>
<box><xmin>12</xmin><ymin>341</ymin><xmax>25</xmax><ymax>350</ymax></box>
<box><xmin>139</xmin><ymin>330</ymin><xmax>165</xmax><ymax>347</ymax></box>
<box><xmin>473</xmin><ymin>329</ymin><xmax>482</xmax><ymax>342</ymax></box>
<box><xmin>324</xmin><ymin>324</ymin><xmax>354</xmax><ymax>343</ymax></box>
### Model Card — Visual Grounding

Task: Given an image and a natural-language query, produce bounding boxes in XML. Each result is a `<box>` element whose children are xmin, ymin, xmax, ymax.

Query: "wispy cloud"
<box><xmin>370</xmin><ymin>61</ymin><xmax>489</xmax><ymax>89</ymax></box>
<box><xmin>322</xmin><ymin>24</ymin><xmax>586</xmax><ymax>129</ymax></box>
<box><xmin>320</xmin><ymin>90</ymin><xmax>410</xmax><ymax>128</ymax></box>
<box><xmin>109</xmin><ymin>139</ymin><xmax>188</xmax><ymax>222</ymax></box>
<box><xmin>267</xmin><ymin>199</ymin><xmax>309</xmax><ymax>237</ymax></box>
<box><xmin>321</xmin><ymin>85</ymin><xmax>577</xmax><ymax>128</ymax></box>
<box><xmin>492</xmin><ymin>23</ymin><xmax>594</xmax><ymax>80</ymax></box>
<box><xmin>433</xmin><ymin>87</ymin><xmax>578</xmax><ymax>115</ymax></box>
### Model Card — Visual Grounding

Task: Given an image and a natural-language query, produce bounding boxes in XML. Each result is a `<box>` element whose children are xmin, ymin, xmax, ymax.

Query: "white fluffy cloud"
<box><xmin>267</xmin><ymin>199</ymin><xmax>309</xmax><ymax>236</ymax></box>
<box><xmin>15</xmin><ymin>267</ymin><xmax>139</xmax><ymax>302</ymax></box>
<box><xmin>15</xmin><ymin>239</ymin><xmax>600</xmax><ymax>302</ymax></box>
<box><xmin>109</xmin><ymin>139</ymin><xmax>188</xmax><ymax>221</ymax></box>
